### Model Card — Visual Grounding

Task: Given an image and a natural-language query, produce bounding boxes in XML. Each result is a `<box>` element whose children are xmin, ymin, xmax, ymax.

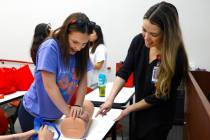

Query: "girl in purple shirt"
<box><xmin>18</xmin><ymin>12</ymin><xmax>95</xmax><ymax>132</ymax></box>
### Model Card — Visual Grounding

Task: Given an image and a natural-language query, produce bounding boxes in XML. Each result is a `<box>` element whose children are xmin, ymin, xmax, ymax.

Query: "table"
<box><xmin>54</xmin><ymin>107</ymin><xmax>122</xmax><ymax>140</ymax></box>
<box><xmin>0</xmin><ymin>91</ymin><xmax>26</xmax><ymax>133</ymax></box>
<box><xmin>0</xmin><ymin>82</ymin><xmax>135</xmax><ymax>107</ymax></box>
<box><xmin>85</xmin><ymin>82</ymin><xmax>135</xmax><ymax>140</ymax></box>
<box><xmin>85</xmin><ymin>82</ymin><xmax>135</xmax><ymax>108</ymax></box>
<box><xmin>0</xmin><ymin>91</ymin><xmax>26</xmax><ymax>105</ymax></box>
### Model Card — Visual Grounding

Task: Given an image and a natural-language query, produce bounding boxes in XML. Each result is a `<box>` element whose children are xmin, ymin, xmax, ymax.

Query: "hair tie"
<box><xmin>69</xmin><ymin>19</ymin><xmax>77</xmax><ymax>24</ymax></box>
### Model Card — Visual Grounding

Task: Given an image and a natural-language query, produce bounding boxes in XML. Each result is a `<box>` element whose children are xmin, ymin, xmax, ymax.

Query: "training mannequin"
<box><xmin>60</xmin><ymin>100</ymin><xmax>94</xmax><ymax>139</ymax></box>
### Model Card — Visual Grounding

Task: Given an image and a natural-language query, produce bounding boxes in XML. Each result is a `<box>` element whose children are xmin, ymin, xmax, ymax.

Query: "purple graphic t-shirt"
<box><xmin>23</xmin><ymin>39</ymin><xmax>93</xmax><ymax>120</ymax></box>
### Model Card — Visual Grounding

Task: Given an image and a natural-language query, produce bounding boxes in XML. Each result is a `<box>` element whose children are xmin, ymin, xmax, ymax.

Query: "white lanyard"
<box><xmin>151</xmin><ymin>61</ymin><xmax>160</xmax><ymax>83</ymax></box>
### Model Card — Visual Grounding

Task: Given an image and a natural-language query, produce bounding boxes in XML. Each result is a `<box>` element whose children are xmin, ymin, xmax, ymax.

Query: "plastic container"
<box><xmin>98</xmin><ymin>73</ymin><xmax>106</xmax><ymax>97</ymax></box>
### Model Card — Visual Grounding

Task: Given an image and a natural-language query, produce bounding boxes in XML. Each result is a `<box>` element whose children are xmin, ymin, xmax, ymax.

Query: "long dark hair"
<box><xmin>90</xmin><ymin>24</ymin><xmax>104</xmax><ymax>54</ymax></box>
<box><xmin>52</xmin><ymin>12</ymin><xmax>95</xmax><ymax>78</ymax></box>
<box><xmin>144</xmin><ymin>1</ymin><xmax>189</xmax><ymax>98</ymax></box>
<box><xmin>30</xmin><ymin>23</ymin><xmax>51</xmax><ymax>65</ymax></box>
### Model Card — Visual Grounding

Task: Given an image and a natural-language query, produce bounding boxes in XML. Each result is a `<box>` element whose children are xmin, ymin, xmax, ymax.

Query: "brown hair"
<box><xmin>30</xmin><ymin>23</ymin><xmax>51</xmax><ymax>65</ymax></box>
<box><xmin>90</xmin><ymin>24</ymin><xmax>104</xmax><ymax>54</ymax></box>
<box><xmin>52</xmin><ymin>12</ymin><xmax>95</xmax><ymax>78</ymax></box>
<box><xmin>144</xmin><ymin>1</ymin><xmax>189</xmax><ymax>98</ymax></box>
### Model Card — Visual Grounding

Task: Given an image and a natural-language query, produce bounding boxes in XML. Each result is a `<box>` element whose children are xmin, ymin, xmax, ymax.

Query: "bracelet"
<box><xmin>74</xmin><ymin>104</ymin><xmax>81</xmax><ymax>107</ymax></box>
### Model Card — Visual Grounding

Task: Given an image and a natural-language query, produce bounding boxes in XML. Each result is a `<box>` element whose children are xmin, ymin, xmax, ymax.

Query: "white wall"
<box><xmin>0</xmin><ymin>0</ymin><xmax>210</xmax><ymax>81</ymax></box>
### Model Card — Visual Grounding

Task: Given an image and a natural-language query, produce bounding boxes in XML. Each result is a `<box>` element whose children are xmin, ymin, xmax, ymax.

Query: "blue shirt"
<box><xmin>23</xmin><ymin>38</ymin><xmax>92</xmax><ymax>120</ymax></box>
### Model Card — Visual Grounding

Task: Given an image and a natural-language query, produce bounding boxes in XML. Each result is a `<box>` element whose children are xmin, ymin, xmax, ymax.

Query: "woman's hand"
<box><xmin>114</xmin><ymin>107</ymin><xmax>131</xmax><ymax>121</ymax></box>
<box><xmin>38</xmin><ymin>125</ymin><xmax>54</xmax><ymax>140</ymax></box>
<box><xmin>95</xmin><ymin>100</ymin><xmax>113</xmax><ymax>117</ymax></box>
<box><xmin>70</xmin><ymin>105</ymin><xmax>83</xmax><ymax>118</ymax></box>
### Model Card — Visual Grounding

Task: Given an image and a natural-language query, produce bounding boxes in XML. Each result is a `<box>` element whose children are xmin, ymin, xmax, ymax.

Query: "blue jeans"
<box><xmin>18</xmin><ymin>102</ymin><xmax>35</xmax><ymax>132</ymax></box>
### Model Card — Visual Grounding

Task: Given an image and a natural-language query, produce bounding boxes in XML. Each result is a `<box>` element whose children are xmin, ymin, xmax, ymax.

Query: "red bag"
<box><xmin>116</xmin><ymin>61</ymin><xmax>134</xmax><ymax>87</ymax></box>
<box><xmin>0</xmin><ymin>67</ymin><xmax>17</xmax><ymax>95</ymax></box>
<box><xmin>15</xmin><ymin>65</ymin><xmax>34</xmax><ymax>91</ymax></box>
<box><xmin>0</xmin><ymin>65</ymin><xmax>34</xmax><ymax>95</ymax></box>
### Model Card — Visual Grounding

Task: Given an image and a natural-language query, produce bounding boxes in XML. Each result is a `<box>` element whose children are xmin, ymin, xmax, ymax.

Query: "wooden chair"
<box><xmin>185</xmin><ymin>71</ymin><xmax>210</xmax><ymax>140</ymax></box>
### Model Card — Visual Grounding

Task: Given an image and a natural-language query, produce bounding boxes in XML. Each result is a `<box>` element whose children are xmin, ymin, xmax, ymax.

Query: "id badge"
<box><xmin>151</xmin><ymin>66</ymin><xmax>159</xmax><ymax>83</ymax></box>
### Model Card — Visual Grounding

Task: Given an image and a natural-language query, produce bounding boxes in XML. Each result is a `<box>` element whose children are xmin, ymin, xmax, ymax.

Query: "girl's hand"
<box><xmin>70</xmin><ymin>105</ymin><xmax>83</xmax><ymax>118</ymax></box>
<box><xmin>38</xmin><ymin>125</ymin><xmax>54</xmax><ymax>140</ymax></box>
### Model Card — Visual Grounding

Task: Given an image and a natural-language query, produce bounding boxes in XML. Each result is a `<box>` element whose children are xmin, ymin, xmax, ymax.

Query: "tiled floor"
<box><xmin>14</xmin><ymin>119</ymin><xmax>22</xmax><ymax>133</ymax></box>
<box><xmin>168</xmin><ymin>125</ymin><xmax>184</xmax><ymax>140</ymax></box>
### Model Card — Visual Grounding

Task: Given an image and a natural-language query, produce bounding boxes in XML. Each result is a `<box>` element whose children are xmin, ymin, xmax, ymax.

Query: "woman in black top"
<box><xmin>96</xmin><ymin>1</ymin><xmax>189</xmax><ymax>140</ymax></box>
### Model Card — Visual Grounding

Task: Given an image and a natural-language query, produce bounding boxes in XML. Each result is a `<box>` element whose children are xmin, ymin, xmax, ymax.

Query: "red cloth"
<box><xmin>116</xmin><ymin>62</ymin><xmax>134</xmax><ymax>87</ymax></box>
<box><xmin>69</xmin><ymin>87</ymin><xmax>93</xmax><ymax>106</ymax></box>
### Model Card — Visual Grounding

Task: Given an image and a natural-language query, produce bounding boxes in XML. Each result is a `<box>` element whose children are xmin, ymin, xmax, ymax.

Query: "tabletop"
<box><xmin>85</xmin><ymin>82</ymin><xmax>135</xmax><ymax>107</ymax></box>
<box><xmin>55</xmin><ymin>107</ymin><xmax>122</xmax><ymax>140</ymax></box>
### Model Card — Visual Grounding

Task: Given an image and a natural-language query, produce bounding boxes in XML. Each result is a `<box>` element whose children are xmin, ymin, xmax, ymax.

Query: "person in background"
<box><xmin>0</xmin><ymin>125</ymin><xmax>53</xmax><ymax>140</ymax></box>
<box><xmin>30</xmin><ymin>23</ymin><xmax>52</xmax><ymax>65</ymax></box>
<box><xmin>96</xmin><ymin>1</ymin><xmax>189</xmax><ymax>140</ymax></box>
<box><xmin>88</xmin><ymin>24</ymin><xmax>107</xmax><ymax>87</ymax></box>
<box><xmin>18</xmin><ymin>12</ymin><xmax>95</xmax><ymax>132</ymax></box>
